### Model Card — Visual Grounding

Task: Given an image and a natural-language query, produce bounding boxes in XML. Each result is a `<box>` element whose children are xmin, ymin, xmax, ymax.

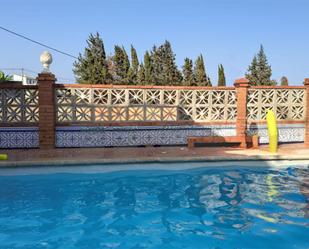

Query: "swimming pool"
<box><xmin>0</xmin><ymin>163</ymin><xmax>308</xmax><ymax>249</ymax></box>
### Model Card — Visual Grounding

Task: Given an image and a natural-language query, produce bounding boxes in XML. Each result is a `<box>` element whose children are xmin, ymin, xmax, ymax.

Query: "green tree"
<box><xmin>131</xmin><ymin>45</ymin><xmax>139</xmax><ymax>77</ymax></box>
<box><xmin>137</xmin><ymin>63</ymin><xmax>145</xmax><ymax>85</ymax></box>
<box><xmin>144</xmin><ymin>51</ymin><xmax>153</xmax><ymax>84</ymax></box>
<box><xmin>246</xmin><ymin>45</ymin><xmax>274</xmax><ymax>86</ymax></box>
<box><xmin>182</xmin><ymin>58</ymin><xmax>194</xmax><ymax>85</ymax></box>
<box><xmin>73</xmin><ymin>32</ymin><xmax>111</xmax><ymax>84</ymax></box>
<box><xmin>218</xmin><ymin>64</ymin><xmax>226</xmax><ymax>86</ymax></box>
<box><xmin>127</xmin><ymin>45</ymin><xmax>139</xmax><ymax>84</ymax></box>
<box><xmin>113</xmin><ymin>45</ymin><xmax>130</xmax><ymax>83</ymax></box>
<box><xmin>280</xmin><ymin>76</ymin><xmax>288</xmax><ymax>86</ymax></box>
<box><xmin>0</xmin><ymin>71</ymin><xmax>13</xmax><ymax>82</ymax></box>
<box><xmin>151</xmin><ymin>41</ymin><xmax>182</xmax><ymax>85</ymax></box>
<box><xmin>194</xmin><ymin>54</ymin><xmax>211</xmax><ymax>86</ymax></box>
<box><xmin>246</xmin><ymin>55</ymin><xmax>258</xmax><ymax>85</ymax></box>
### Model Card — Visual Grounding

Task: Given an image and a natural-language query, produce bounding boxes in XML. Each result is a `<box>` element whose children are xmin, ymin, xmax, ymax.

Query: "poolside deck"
<box><xmin>1</xmin><ymin>143</ymin><xmax>309</xmax><ymax>167</ymax></box>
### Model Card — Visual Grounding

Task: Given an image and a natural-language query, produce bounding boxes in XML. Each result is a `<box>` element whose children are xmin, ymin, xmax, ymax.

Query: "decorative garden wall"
<box><xmin>0</xmin><ymin>74</ymin><xmax>309</xmax><ymax>149</ymax></box>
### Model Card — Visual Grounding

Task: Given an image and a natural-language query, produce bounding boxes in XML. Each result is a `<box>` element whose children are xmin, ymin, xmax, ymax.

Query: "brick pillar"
<box><xmin>234</xmin><ymin>78</ymin><xmax>250</xmax><ymax>148</ymax></box>
<box><xmin>304</xmin><ymin>78</ymin><xmax>309</xmax><ymax>147</ymax></box>
<box><xmin>37</xmin><ymin>73</ymin><xmax>56</xmax><ymax>149</ymax></box>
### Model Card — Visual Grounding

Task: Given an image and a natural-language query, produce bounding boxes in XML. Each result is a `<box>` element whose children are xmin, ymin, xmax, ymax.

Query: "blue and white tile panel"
<box><xmin>0</xmin><ymin>127</ymin><xmax>39</xmax><ymax>148</ymax></box>
<box><xmin>0</xmin><ymin>124</ymin><xmax>304</xmax><ymax>149</ymax></box>
<box><xmin>247</xmin><ymin>123</ymin><xmax>305</xmax><ymax>144</ymax></box>
<box><xmin>56</xmin><ymin>125</ymin><xmax>236</xmax><ymax>148</ymax></box>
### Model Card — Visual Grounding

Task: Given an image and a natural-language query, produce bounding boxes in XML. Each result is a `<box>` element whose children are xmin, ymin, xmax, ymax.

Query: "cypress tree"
<box><xmin>137</xmin><ymin>63</ymin><xmax>145</xmax><ymax>85</ymax></box>
<box><xmin>207</xmin><ymin>76</ymin><xmax>212</xmax><ymax>86</ymax></box>
<box><xmin>127</xmin><ymin>45</ymin><xmax>139</xmax><ymax>84</ymax></box>
<box><xmin>246</xmin><ymin>55</ymin><xmax>258</xmax><ymax>86</ymax></box>
<box><xmin>194</xmin><ymin>54</ymin><xmax>211</xmax><ymax>86</ymax></box>
<box><xmin>113</xmin><ymin>45</ymin><xmax>130</xmax><ymax>83</ymax></box>
<box><xmin>246</xmin><ymin>45</ymin><xmax>274</xmax><ymax>86</ymax></box>
<box><xmin>131</xmin><ymin>45</ymin><xmax>139</xmax><ymax>76</ymax></box>
<box><xmin>280</xmin><ymin>76</ymin><xmax>289</xmax><ymax>86</ymax></box>
<box><xmin>218</xmin><ymin>64</ymin><xmax>226</xmax><ymax>86</ymax></box>
<box><xmin>144</xmin><ymin>51</ymin><xmax>153</xmax><ymax>84</ymax></box>
<box><xmin>151</xmin><ymin>40</ymin><xmax>182</xmax><ymax>85</ymax></box>
<box><xmin>73</xmin><ymin>32</ymin><xmax>111</xmax><ymax>84</ymax></box>
<box><xmin>182</xmin><ymin>58</ymin><xmax>194</xmax><ymax>85</ymax></box>
<box><xmin>123</xmin><ymin>47</ymin><xmax>130</xmax><ymax>81</ymax></box>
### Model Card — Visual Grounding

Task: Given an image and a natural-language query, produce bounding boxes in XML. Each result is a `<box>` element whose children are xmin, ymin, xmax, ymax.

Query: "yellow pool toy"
<box><xmin>0</xmin><ymin>154</ymin><xmax>8</xmax><ymax>160</ymax></box>
<box><xmin>266</xmin><ymin>110</ymin><xmax>278</xmax><ymax>153</ymax></box>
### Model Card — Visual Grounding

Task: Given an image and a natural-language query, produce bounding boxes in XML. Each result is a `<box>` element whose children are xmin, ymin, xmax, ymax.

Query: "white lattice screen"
<box><xmin>55</xmin><ymin>88</ymin><xmax>237</xmax><ymax>123</ymax></box>
<box><xmin>247</xmin><ymin>88</ymin><xmax>306</xmax><ymax>121</ymax></box>
<box><xmin>0</xmin><ymin>88</ymin><xmax>39</xmax><ymax>123</ymax></box>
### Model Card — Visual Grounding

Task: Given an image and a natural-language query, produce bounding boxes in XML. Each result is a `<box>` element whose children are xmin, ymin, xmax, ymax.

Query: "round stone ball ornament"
<box><xmin>40</xmin><ymin>51</ymin><xmax>53</xmax><ymax>72</ymax></box>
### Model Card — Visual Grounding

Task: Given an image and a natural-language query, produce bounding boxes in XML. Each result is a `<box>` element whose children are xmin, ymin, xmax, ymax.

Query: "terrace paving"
<box><xmin>1</xmin><ymin>143</ymin><xmax>309</xmax><ymax>167</ymax></box>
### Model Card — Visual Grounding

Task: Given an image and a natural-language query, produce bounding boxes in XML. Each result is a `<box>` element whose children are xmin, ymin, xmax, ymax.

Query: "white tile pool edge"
<box><xmin>0</xmin><ymin>160</ymin><xmax>308</xmax><ymax>176</ymax></box>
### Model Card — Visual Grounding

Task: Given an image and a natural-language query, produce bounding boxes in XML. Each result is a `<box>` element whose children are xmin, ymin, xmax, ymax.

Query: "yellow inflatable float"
<box><xmin>0</xmin><ymin>154</ymin><xmax>8</xmax><ymax>160</ymax></box>
<box><xmin>266</xmin><ymin>110</ymin><xmax>278</xmax><ymax>153</ymax></box>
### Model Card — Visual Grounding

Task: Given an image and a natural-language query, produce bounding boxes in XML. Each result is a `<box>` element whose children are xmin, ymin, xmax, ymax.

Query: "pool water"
<box><xmin>0</xmin><ymin>166</ymin><xmax>308</xmax><ymax>249</ymax></box>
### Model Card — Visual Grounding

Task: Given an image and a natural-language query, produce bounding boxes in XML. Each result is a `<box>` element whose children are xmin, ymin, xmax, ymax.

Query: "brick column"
<box><xmin>304</xmin><ymin>78</ymin><xmax>309</xmax><ymax>147</ymax></box>
<box><xmin>234</xmin><ymin>78</ymin><xmax>250</xmax><ymax>148</ymax></box>
<box><xmin>37</xmin><ymin>73</ymin><xmax>56</xmax><ymax>149</ymax></box>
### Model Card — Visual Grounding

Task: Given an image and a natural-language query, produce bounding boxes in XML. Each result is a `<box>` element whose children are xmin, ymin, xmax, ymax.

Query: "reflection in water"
<box><xmin>0</xmin><ymin>167</ymin><xmax>308</xmax><ymax>249</ymax></box>
<box><xmin>297</xmin><ymin>168</ymin><xmax>309</xmax><ymax>218</ymax></box>
<box><xmin>266</xmin><ymin>175</ymin><xmax>279</xmax><ymax>202</ymax></box>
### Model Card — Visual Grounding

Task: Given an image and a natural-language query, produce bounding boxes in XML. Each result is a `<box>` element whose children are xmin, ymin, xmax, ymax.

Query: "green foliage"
<box><xmin>151</xmin><ymin>41</ymin><xmax>182</xmax><ymax>85</ymax></box>
<box><xmin>0</xmin><ymin>71</ymin><xmax>13</xmax><ymax>82</ymax></box>
<box><xmin>73</xmin><ymin>32</ymin><xmax>111</xmax><ymax>84</ymax></box>
<box><xmin>194</xmin><ymin>54</ymin><xmax>211</xmax><ymax>86</ymax></box>
<box><xmin>246</xmin><ymin>45</ymin><xmax>274</xmax><ymax>86</ymax></box>
<box><xmin>218</xmin><ymin>64</ymin><xmax>226</xmax><ymax>86</ymax></box>
<box><xmin>127</xmin><ymin>45</ymin><xmax>139</xmax><ymax>84</ymax></box>
<box><xmin>280</xmin><ymin>76</ymin><xmax>288</xmax><ymax>86</ymax></box>
<box><xmin>137</xmin><ymin>63</ymin><xmax>145</xmax><ymax>85</ymax></box>
<box><xmin>131</xmin><ymin>45</ymin><xmax>139</xmax><ymax>77</ymax></box>
<box><xmin>113</xmin><ymin>45</ymin><xmax>130</xmax><ymax>84</ymax></box>
<box><xmin>182</xmin><ymin>58</ymin><xmax>194</xmax><ymax>85</ymax></box>
<box><xmin>144</xmin><ymin>51</ymin><xmax>154</xmax><ymax>85</ymax></box>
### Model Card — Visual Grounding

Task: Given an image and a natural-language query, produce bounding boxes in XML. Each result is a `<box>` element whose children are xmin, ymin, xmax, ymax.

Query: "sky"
<box><xmin>0</xmin><ymin>0</ymin><xmax>308</xmax><ymax>85</ymax></box>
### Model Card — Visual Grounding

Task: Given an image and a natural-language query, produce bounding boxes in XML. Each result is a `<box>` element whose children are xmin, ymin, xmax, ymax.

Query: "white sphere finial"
<box><xmin>40</xmin><ymin>51</ymin><xmax>53</xmax><ymax>72</ymax></box>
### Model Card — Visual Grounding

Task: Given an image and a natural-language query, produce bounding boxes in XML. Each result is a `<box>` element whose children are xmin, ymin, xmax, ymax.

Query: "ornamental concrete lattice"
<box><xmin>0</xmin><ymin>53</ymin><xmax>308</xmax><ymax>149</ymax></box>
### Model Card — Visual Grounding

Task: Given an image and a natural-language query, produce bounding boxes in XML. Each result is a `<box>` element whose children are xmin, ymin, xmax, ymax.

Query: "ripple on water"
<box><xmin>0</xmin><ymin>166</ymin><xmax>308</xmax><ymax>249</ymax></box>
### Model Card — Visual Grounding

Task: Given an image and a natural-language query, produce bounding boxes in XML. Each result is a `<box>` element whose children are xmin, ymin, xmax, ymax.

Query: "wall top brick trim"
<box><xmin>304</xmin><ymin>78</ymin><xmax>309</xmax><ymax>86</ymax></box>
<box><xmin>234</xmin><ymin>78</ymin><xmax>250</xmax><ymax>87</ymax></box>
<box><xmin>55</xmin><ymin>84</ymin><xmax>235</xmax><ymax>90</ymax></box>
<box><xmin>37</xmin><ymin>73</ymin><xmax>57</xmax><ymax>82</ymax></box>
<box><xmin>0</xmin><ymin>83</ymin><xmax>38</xmax><ymax>89</ymax></box>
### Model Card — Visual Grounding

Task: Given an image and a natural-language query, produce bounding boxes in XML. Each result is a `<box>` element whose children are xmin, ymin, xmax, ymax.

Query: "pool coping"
<box><xmin>1</xmin><ymin>154</ymin><xmax>309</xmax><ymax>168</ymax></box>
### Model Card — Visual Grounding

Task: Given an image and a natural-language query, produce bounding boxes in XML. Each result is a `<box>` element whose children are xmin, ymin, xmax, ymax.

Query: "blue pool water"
<box><xmin>0</xmin><ymin>166</ymin><xmax>308</xmax><ymax>249</ymax></box>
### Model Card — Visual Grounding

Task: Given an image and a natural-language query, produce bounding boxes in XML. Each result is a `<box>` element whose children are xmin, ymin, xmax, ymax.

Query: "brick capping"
<box><xmin>0</xmin><ymin>83</ymin><xmax>38</xmax><ymax>89</ymax></box>
<box><xmin>234</xmin><ymin>78</ymin><xmax>250</xmax><ymax>88</ymax></box>
<box><xmin>55</xmin><ymin>84</ymin><xmax>235</xmax><ymax>90</ymax></box>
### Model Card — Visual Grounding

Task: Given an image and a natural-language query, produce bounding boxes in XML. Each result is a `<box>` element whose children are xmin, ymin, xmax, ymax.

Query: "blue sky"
<box><xmin>1</xmin><ymin>0</ymin><xmax>308</xmax><ymax>85</ymax></box>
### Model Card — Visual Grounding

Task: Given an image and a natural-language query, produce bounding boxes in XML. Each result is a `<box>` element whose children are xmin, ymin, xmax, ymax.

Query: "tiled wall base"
<box><xmin>247</xmin><ymin>124</ymin><xmax>305</xmax><ymax>144</ymax></box>
<box><xmin>0</xmin><ymin>124</ymin><xmax>304</xmax><ymax>149</ymax></box>
<box><xmin>56</xmin><ymin>125</ymin><xmax>236</xmax><ymax>148</ymax></box>
<box><xmin>0</xmin><ymin>127</ymin><xmax>39</xmax><ymax>148</ymax></box>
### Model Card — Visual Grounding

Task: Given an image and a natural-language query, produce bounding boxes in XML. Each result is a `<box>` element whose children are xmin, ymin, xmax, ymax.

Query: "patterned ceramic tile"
<box><xmin>55</xmin><ymin>125</ymin><xmax>237</xmax><ymax>148</ymax></box>
<box><xmin>0</xmin><ymin>127</ymin><xmax>39</xmax><ymax>148</ymax></box>
<box><xmin>247</xmin><ymin>124</ymin><xmax>305</xmax><ymax>144</ymax></box>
